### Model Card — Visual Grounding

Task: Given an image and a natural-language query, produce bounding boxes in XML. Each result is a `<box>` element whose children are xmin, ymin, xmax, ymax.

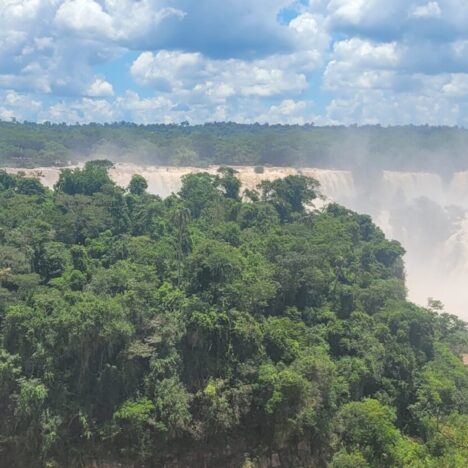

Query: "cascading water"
<box><xmin>5</xmin><ymin>163</ymin><xmax>468</xmax><ymax>320</ymax></box>
<box><xmin>450</xmin><ymin>172</ymin><xmax>468</xmax><ymax>204</ymax></box>
<box><xmin>353</xmin><ymin>171</ymin><xmax>468</xmax><ymax>320</ymax></box>
<box><xmin>302</xmin><ymin>169</ymin><xmax>355</xmax><ymax>203</ymax></box>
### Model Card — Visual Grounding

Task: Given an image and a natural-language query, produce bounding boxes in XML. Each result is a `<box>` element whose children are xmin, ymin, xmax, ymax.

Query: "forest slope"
<box><xmin>0</xmin><ymin>163</ymin><xmax>467</xmax><ymax>467</ymax></box>
<box><xmin>2</xmin><ymin>121</ymin><xmax>468</xmax><ymax>175</ymax></box>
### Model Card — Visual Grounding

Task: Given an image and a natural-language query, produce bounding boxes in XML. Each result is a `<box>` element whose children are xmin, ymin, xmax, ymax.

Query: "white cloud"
<box><xmin>319</xmin><ymin>1</ymin><xmax>468</xmax><ymax>126</ymax></box>
<box><xmin>0</xmin><ymin>1</ymin><xmax>193</xmax><ymax>99</ymax></box>
<box><xmin>54</xmin><ymin>0</ymin><xmax>186</xmax><ymax>43</ymax></box>
<box><xmin>46</xmin><ymin>97</ymin><xmax>117</xmax><ymax>122</ymax></box>
<box><xmin>55</xmin><ymin>0</ymin><xmax>115</xmax><ymax>39</ymax></box>
<box><xmin>325</xmin><ymin>89</ymin><xmax>464</xmax><ymax>126</ymax></box>
<box><xmin>131</xmin><ymin>50</ymin><xmax>309</xmax><ymax>99</ymax></box>
<box><xmin>323</xmin><ymin>38</ymin><xmax>399</xmax><ymax>92</ymax></box>
<box><xmin>86</xmin><ymin>79</ymin><xmax>114</xmax><ymax>97</ymax></box>
<box><xmin>130</xmin><ymin>50</ymin><xmax>204</xmax><ymax>92</ymax></box>
<box><xmin>128</xmin><ymin>8</ymin><xmax>329</xmax><ymax>115</ymax></box>
<box><xmin>0</xmin><ymin>90</ymin><xmax>42</xmax><ymax>121</ymax></box>
<box><xmin>332</xmin><ymin>38</ymin><xmax>399</xmax><ymax>67</ymax></box>
<box><xmin>256</xmin><ymin>99</ymin><xmax>312</xmax><ymax>124</ymax></box>
<box><xmin>323</xmin><ymin>69</ymin><xmax>468</xmax><ymax>126</ymax></box>
<box><xmin>327</xmin><ymin>0</ymin><xmax>368</xmax><ymax>25</ymax></box>
<box><xmin>2</xmin><ymin>1</ymin><xmax>468</xmax><ymax>125</ymax></box>
<box><xmin>442</xmin><ymin>74</ymin><xmax>468</xmax><ymax>96</ymax></box>
<box><xmin>411</xmin><ymin>2</ymin><xmax>442</xmax><ymax>18</ymax></box>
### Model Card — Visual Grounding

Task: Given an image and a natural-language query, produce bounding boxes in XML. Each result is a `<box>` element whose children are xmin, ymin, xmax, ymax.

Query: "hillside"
<box><xmin>0</xmin><ymin>162</ymin><xmax>467</xmax><ymax>467</ymax></box>
<box><xmin>2</xmin><ymin>122</ymin><xmax>468</xmax><ymax>175</ymax></box>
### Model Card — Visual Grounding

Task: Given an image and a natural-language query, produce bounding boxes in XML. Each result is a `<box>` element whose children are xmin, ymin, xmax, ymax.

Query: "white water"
<box><xmin>5</xmin><ymin>163</ymin><xmax>468</xmax><ymax>321</ymax></box>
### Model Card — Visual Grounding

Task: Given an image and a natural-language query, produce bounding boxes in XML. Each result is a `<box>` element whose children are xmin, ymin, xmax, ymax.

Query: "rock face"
<box><xmin>4</xmin><ymin>163</ymin><xmax>468</xmax><ymax>320</ymax></box>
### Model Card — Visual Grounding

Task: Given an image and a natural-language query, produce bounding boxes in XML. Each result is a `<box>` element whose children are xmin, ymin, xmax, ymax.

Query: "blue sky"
<box><xmin>1</xmin><ymin>0</ymin><xmax>468</xmax><ymax>125</ymax></box>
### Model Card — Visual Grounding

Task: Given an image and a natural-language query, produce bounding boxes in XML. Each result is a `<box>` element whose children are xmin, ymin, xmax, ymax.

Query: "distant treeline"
<box><xmin>1</xmin><ymin>121</ymin><xmax>468</xmax><ymax>173</ymax></box>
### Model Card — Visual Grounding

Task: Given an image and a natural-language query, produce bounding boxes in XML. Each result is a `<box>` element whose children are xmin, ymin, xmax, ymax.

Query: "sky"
<box><xmin>2</xmin><ymin>0</ymin><xmax>468</xmax><ymax>125</ymax></box>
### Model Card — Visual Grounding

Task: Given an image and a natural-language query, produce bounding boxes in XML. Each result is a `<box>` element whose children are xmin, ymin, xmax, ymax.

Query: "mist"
<box><xmin>349</xmin><ymin>170</ymin><xmax>468</xmax><ymax>321</ymax></box>
<box><xmin>8</xmin><ymin>161</ymin><xmax>468</xmax><ymax>321</ymax></box>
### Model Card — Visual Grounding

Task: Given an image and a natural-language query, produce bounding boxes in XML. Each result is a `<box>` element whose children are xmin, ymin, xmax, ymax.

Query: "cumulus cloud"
<box><xmin>325</xmin><ymin>88</ymin><xmax>464</xmax><ymax>126</ymax></box>
<box><xmin>0</xmin><ymin>0</ymin><xmax>122</xmax><ymax>97</ymax></box>
<box><xmin>442</xmin><ymin>74</ymin><xmax>468</xmax><ymax>96</ymax></box>
<box><xmin>319</xmin><ymin>1</ymin><xmax>468</xmax><ymax>124</ymax></box>
<box><xmin>55</xmin><ymin>0</ymin><xmax>115</xmax><ymax>39</ymax></box>
<box><xmin>54</xmin><ymin>0</ymin><xmax>186</xmax><ymax>44</ymax></box>
<box><xmin>86</xmin><ymin>79</ymin><xmax>114</xmax><ymax>97</ymax></box>
<box><xmin>1</xmin><ymin>1</ymin><xmax>468</xmax><ymax>125</ymax></box>
<box><xmin>130</xmin><ymin>50</ymin><xmax>308</xmax><ymax>98</ymax></box>
<box><xmin>256</xmin><ymin>99</ymin><xmax>313</xmax><ymax>124</ymax></box>
<box><xmin>0</xmin><ymin>90</ymin><xmax>42</xmax><ymax>121</ymax></box>
<box><xmin>139</xmin><ymin>0</ymin><xmax>295</xmax><ymax>58</ymax></box>
<box><xmin>126</xmin><ymin>8</ymin><xmax>328</xmax><ymax>120</ymax></box>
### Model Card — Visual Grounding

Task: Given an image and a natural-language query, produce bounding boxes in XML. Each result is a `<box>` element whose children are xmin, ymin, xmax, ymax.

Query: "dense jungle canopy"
<box><xmin>2</xmin><ymin>121</ymin><xmax>468</xmax><ymax>175</ymax></box>
<box><xmin>0</xmin><ymin>162</ymin><xmax>467</xmax><ymax>467</ymax></box>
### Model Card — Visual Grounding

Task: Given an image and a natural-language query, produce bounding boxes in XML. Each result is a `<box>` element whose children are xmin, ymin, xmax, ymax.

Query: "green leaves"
<box><xmin>258</xmin><ymin>175</ymin><xmax>320</xmax><ymax>221</ymax></box>
<box><xmin>114</xmin><ymin>397</ymin><xmax>154</xmax><ymax>425</ymax></box>
<box><xmin>334</xmin><ymin>399</ymin><xmax>404</xmax><ymax>467</ymax></box>
<box><xmin>127</xmin><ymin>174</ymin><xmax>148</xmax><ymax>196</ymax></box>
<box><xmin>54</xmin><ymin>161</ymin><xmax>115</xmax><ymax>196</ymax></box>
<box><xmin>0</xmin><ymin>163</ymin><xmax>466</xmax><ymax>466</ymax></box>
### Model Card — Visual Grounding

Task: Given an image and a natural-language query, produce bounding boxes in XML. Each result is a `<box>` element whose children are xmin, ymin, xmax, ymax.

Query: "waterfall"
<box><xmin>5</xmin><ymin>167</ymin><xmax>63</xmax><ymax>188</ymax></box>
<box><xmin>301</xmin><ymin>168</ymin><xmax>355</xmax><ymax>203</ymax></box>
<box><xmin>450</xmin><ymin>172</ymin><xmax>468</xmax><ymax>206</ymax></box>
<box><xmin>3</xmin><ymin>164</ymin><xmax>356</xmax><ymax>202</ymax></box>
<box><xmin>381</xmin><ymin>171</ymin><xmax>446</xmax><ymax>203</ymax></box>
<box><xmin>4</xmin><ymin>163</ymin><xmax>468</xmax><ymax>320</ymax></box>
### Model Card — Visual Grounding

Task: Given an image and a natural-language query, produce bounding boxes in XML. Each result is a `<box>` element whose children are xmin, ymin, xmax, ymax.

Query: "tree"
<box><xmin>35</xmin><ymin>242</ymin><xmax>70</xmax><ymax>281</ymax></box>
<box><xmin>16</xmin><ymin>177</ymin><xmax>46</xmax><ymax>196</ymax></box>
<box><xmin>334</xmin><ymin>399</ymin><xmax>408</xmax><ymax>467</ymax></box>
<box><xmin>172</xmin><ymin>207</ymin><xmax>191</xmax><ymax>287</ymax></box>
<box><xmin>179</xmin><ymin>172</ymin><xmax>221</xmax><ymax>218</ymax></box>
<box><xmin>0</xmin><ymin>170</ymin><xmax>17</xmax><ymax>191</ymax></box>
<box><xmin>258</xmin><ymin>175</ymin><xmax>320</xmax><ymax>221</ymax></box>
<box><xmin>0</xmin><ymin>161</ymin><xmax>466</xmax><ymax>467</ymax></box>
<box><xmin>128</xmin><ymin>174</ymin><xmax>148</xmax><ymax>195</ymax></box>
<box><xmin>54</xmin><ymin>161</ymin><xmax>114</xmax><ymax>195</ymax></box>
<box><xmin>217</xmin><ymin>166</ymin><xmax>241</xmax><ymax>200</ymax></box>
<box><xmin>186</xmin><ymin>239</ymin><xmax>244</xmax><ymax>303</ymax></box>
<box><xmin>411</xmin><ymin>344</ymin><xmax>468</xmax><ymax>433</ymax></box>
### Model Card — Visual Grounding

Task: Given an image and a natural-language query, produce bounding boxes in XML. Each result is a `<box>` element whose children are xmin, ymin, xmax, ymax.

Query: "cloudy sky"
<box><xmin>1</xmin><ymin>0</ymin><xmax>468</xmax><ymax>125</ymax></box>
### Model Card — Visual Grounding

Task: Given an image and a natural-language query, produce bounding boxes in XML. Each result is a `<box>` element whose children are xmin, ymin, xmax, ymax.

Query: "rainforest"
<box><xmin>0</xmin><ymin>161</ymin><xmax>467</xmax><ymax>467</ymax></box>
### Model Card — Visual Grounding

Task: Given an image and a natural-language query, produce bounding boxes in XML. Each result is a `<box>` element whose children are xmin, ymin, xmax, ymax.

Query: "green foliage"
<box><xmin>330</xmin><ymin>449</ymin><xmax>370</xmax><ymax>468</ymax></box>
<box><xmin>0</xmin><ymin>162</ymin><xmax>466</xmax><ymax>467</ymax></box>
<box><xmin>335</xmin><ymin>399</ymin><xmax>405</xmax><ymax>466</ymax></box>
<box><xmin>2</xmin><ymin>122</ymin><xmax>468</xmax><ymax>175</ymax></box>
<box><xmin>179</xmin><ymin>172</ymin><xmax>221</xmax><ymax>218</ymax></box>
<box><xmin>54</xmin><ymin>161</ymin><xmax>114</xmax><ymax>195</ymax></box>
<box><xmin>217</xmin><ymin>166</ymin><xmax>241</xmax><ymax>200</ymax></box>
<box><xmin>0</xmin><ymin>170</ymin><xmax>17</xmax><ymax>190</ymax></box>
<box><xmin>259</xmin><ymin>175</ymin><xmax>319</xmax><ymax>221</ymax></box>
<box><xmin>36</xmin><ymin>241</ymin><xmax>70</xmax><ymax>281</ymax></box>
<box><xmin>114</xmin><ymin>397</ymin><xmax>154</xmax><ymax>425</ymax></box>
<box><xmin>128</xmin><ymin>174</ymin><xmax>148</xmax><ymax>195</ymax></box>
<box><xmin>16</xmin><ymin>176</ymin><xmax>46</xmax><ymax>196</ymax></box>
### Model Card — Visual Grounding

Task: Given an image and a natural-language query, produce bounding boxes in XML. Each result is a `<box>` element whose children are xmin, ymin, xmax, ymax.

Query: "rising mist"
<box><xmin>8</xmin><ymin>161</ymin><xmax>468</xmax><ymax>321</ymax></box>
